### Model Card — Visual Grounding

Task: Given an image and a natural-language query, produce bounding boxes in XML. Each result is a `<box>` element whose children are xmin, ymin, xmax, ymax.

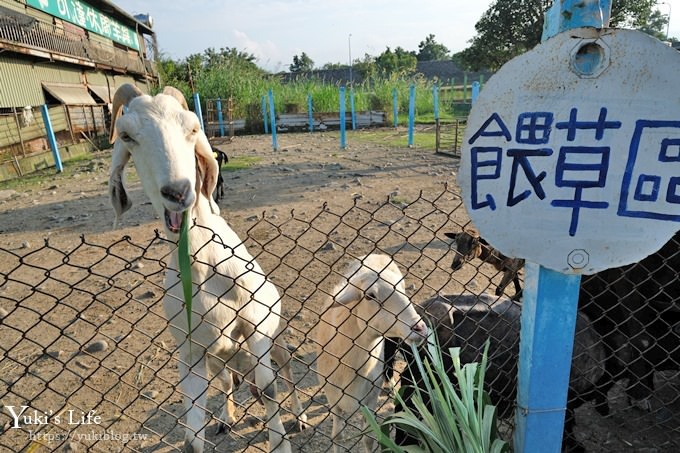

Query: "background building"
<box><xmin>0</xmin><ymin>0</ymin><xmax>158</xmax><ymax>180</ymax></box>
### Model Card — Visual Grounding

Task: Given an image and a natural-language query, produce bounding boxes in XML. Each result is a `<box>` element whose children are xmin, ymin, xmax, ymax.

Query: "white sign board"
<box><xmin>459</xmin><ymin>28</ymin><xmax>680</xmax><ymax>275</ymax></box>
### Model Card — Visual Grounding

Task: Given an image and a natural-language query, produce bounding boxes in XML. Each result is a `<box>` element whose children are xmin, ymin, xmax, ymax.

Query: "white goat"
<box><xmin>108</xmin><ymin>84</ymin><xmax>305</xmax><ymax>453</ymax></box>
<box><xmin>314</xmin><ymin>254</ymin><xmax>428</xmax><ymax>453</ymax></box>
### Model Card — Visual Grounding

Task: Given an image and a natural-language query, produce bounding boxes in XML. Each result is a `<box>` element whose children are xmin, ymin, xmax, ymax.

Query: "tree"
<box><xmin>459</xmin><ymin>0</ymin><xmax>664</xmax><ymax>72</ymax></box>
<box><xmin>374</xmin><ymin>46</ymin><xmax>417</xmax><ymax>76</ymax></box>
<box><xmin>290</xmin><ymin>52</ymin><xmax>314</xmax><ymax>72</ymax></box>
<box><xmin>417</xmin><ymin>34</ymin><xmax>450</xmax><ymax>61</ymax></box>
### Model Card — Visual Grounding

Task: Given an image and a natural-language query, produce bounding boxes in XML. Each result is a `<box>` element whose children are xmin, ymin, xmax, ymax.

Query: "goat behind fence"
<box><xmin>1</xmin><ymin>190</ymin><xmax>679</xmax><ymax>452</ymax></box>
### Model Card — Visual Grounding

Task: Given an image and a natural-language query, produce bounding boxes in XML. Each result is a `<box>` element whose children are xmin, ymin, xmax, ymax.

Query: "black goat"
<box><xmin>212</xmin><ymin>147</ymin><xmax>229</xmax><ymax>202</ymax></box>
<box><xmin>391</xmin><ymin>293</ymin><xmax>605</xmax><ymax>452</ymax></box>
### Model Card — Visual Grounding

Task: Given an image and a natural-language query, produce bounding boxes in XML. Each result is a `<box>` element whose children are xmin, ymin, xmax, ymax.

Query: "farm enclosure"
<box><xmin>0</xmin><ymin>130</ymin><xmax>679</xmax><ymax>452</ymax></box>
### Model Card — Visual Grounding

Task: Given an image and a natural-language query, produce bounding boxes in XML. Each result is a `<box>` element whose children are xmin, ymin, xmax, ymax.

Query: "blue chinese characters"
<box><xmin>468</xmin><ymin>107</ymin><xmax>632</xmax><ymax>236</ymax></box>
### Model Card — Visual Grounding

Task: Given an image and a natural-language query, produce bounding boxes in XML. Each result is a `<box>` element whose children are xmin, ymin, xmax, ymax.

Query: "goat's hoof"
<box><xmin>295</xmin><ymin>414</ymin><xmax>309</xmax><ymax>432</ymax></box>
<box><xmin>216</xmin><ymin>421</ymin><xmax>232</xmax><ymax>434</ymax></box>
<box><xmin>183</xmin><ymin>439</ymin><xmax>201</xmax><ymax>453</ymax></box>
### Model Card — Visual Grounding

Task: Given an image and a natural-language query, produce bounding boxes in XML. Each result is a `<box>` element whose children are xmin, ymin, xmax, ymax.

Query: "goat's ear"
<box><xmin>109</xmin><ymin>142</ymin><xmax>132</xmax><ymax>228</ymax></box>
<box><xmin>194</xmin><ymin>132</ymin><xmax>220</xmax><ymax>214</ymax></box>
<box><xmin>109</xmin><ymin>84</ymin><xmax>143</xmax><ymax>144</ymax></box>
<box><xmin>162</xmin><ymin>86</ymin><xmax>189</xmax><ymax>110</ymax></box>
<box><xmin>329</xmin><ymin>281</ymin><xmax>366</xmax><ymax>310</ymax></box>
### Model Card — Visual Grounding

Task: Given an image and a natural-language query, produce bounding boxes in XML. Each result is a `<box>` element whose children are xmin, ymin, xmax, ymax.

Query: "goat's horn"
<box><xmin>162</xmin><ymin>86</ymin><xmax>189</xmax><ymax>110</ymax></box>
<box><xmin>109</xmin><ymin>84</ymin><xmax>143</xmax><ymax>144</ymax></box>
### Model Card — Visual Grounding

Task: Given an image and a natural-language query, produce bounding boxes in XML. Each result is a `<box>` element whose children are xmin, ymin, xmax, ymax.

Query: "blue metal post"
<box><xmin>216</xmin><ymin>98</ymin><xmax>225</xmax><ymax>137</ymax></box>
<box><xmin>392</xmin><ymin>88</ymin><xmax>398</xmax><ymax>128</ymax></box>
<box><xmin>307</xmin><ymin>94</ymin><xmax>314</xmax><ymax>132</ymax></box>
<box><xmin>268</xmin><ymin>89</ymin><xmax>277</xmax><ymax>151</ymax></box>
<box><xmin>261</xmin><ymin>95</ymin><xmax>269</xmax><ymax>134</ymax></box>
<box><xmin>40</xmin><ymin>105</ymin><xmax>63</xmax><ymax>173</ymax></box>
<box><xmin>193</xmin><ymin>92</ymin><xmax>204</xmax><ymax>130</ymax></box>
<box><xmin>339</xmin><ymin>86</ymin><xmax>346</xmax><ymax>149</ymax></box>
<box><xmin>433</xmin><ymin>84</ymin><xmax>440</xmax><ymax>122</ymax></box>
<box><xmin>471</xmin><ymin>81</ymin><xmax>481</xmax><ymax>104</ymax></box>
<box><xmin>407</xmin><ymin>84</ymin><xmax>415</xmax><ymax>147</ymax></box>
<box><xmin>350</xmin><ymin>88</ymin><xmax>356</xmax><ymax>130</ymax></box>
<box><xmin>515</xmin><ymin>264</ymin><xmax>581</xmax><ymax>453</ymax></box>
<box><xmin>514</xmin><ymin>2</ymin><xmax>612</xmax><ymax>452</ymax></box>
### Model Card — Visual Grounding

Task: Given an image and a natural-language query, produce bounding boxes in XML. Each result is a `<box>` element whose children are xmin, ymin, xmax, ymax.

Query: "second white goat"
<box><xmin>108</xmin><ymin>84</ymin><xmax>305</xmax><ymax>453</ymax></box>
<box><xmin>315</xmin><ymin>254</ymin><xmax>428</xmax><ymax>453</ymax></box>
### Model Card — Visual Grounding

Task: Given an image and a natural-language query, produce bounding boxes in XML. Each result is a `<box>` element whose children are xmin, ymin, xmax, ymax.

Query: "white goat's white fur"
<box><xmin>108</xmin><ymin>84</ymin><xmax>305</xmax><ymax>453</ymax></box>
<box><xmin>315</xmin><ymin>254</ymin><xmax>427</xmax><ymax>453</ymax></box>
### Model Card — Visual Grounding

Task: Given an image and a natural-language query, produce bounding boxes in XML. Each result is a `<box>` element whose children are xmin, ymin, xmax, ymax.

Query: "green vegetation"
<box><xmin>351</xmin><ymin>129</ymin><xmax>439</xmax><ymax>151</ymax></box>
<box><xmin>222</xmin><ymin>156</ymin><xmax>261</xmax><ymax>171</ymax></box>
<box><xmin>0</xmin><ymin>154</ymin><xmax>93</xmax><ymax>190</ymax></box>
<box><xmin>459</xmin><ymin>0</ymin><xmax>669</xmax><ymax>71</ymax></box>
<box><xmin>157</xmin><ymin>41</ymin><xmax>479</xmax><ymax>129</ymax></box>
<box><xmin>362</xmin><ymin>337</ymin><xmax>508</xmax><ymax>453</ymax></box>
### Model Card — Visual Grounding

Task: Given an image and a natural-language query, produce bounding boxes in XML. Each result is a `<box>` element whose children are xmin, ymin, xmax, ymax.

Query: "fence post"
<box><xmin>433</xmin><ymin>84</ymin><xmax>439</xmax><ymax>122</ymax></box>
<box><xmin>408</xmin><ymin>84</ymin><xmax>415</xmax><ymax>147</ymax></box>
<box><xmin>40</xmin><ymin>104</ymin><xmax>63</xmax><ymax>173</ymax></box>
<box><xmin>307</xmin><ymin>94</ymin><xmax>314</xmax><ymax>132</ymax></box>
<box><xmin>463</xmin><ymin>73</ymin><xmax>468</xmax><ymax>103</ymax></box>
<box><xmin>261</xmin><ymin>95</ymin><xmax>269</xmax><ymax>134</ymax></box>
<box><xmin>350</xmin><ymin>88</ymin><xmax>356</xmax><ymax>130</ymax></box>
<box><xmin>216</xmin><ymin>98</ymin><xmax>225</xmax><ymax>137</ymax></box>
<box><xmin>392</xmin><ymin>88</ymin><xmax>398</xmax><ymax>128</ymax></box>
<box><xmin>193</xmin><ymin>92</ymin><xmax>204</xmax><ymax>131</ymax></box>
<box><xmin>268</xmin><ymin>89</ymin><xmax>277</xmax><ymax>151</ymax></box>
<box><xmin>513</xmin><ymin>2</ymin><xmax>612</xmax><ymax>453</ymax></box>
<box><xmin>339</xmin><ymin>86</ymin><xmax>347</xmax><ymax>149</ymax></box>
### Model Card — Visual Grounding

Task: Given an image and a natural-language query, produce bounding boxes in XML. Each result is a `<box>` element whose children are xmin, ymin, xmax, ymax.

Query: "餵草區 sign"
<box><xmin>458</xmin><ymin>28</ymin><xmax>680</xmax><ymax>274</ymax></box>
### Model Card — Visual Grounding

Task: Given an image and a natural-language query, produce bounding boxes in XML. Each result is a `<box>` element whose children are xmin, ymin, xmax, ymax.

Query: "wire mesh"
<box><xmin>1</xmin><ymin>189</ymin><xmax>679</xmax><ymax>452</ymax></box>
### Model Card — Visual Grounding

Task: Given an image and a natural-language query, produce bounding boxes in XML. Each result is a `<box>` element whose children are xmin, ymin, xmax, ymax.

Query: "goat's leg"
<box><xmin>331</xmin><ymin>411</ymin><xmax>349</xmax><ymax>453</ymax></box>
<box><xmin>360</xmin><ymin>386</ymin><xmax>381</xmax><ymax>453</ymax></box>
<box><xmin>247</xmin><ymin>332</ymin><xmax>292</xmax><ymax>453</ymax></box>
<box><xmin>207</xmin><ymin>355</ymin><xmax>237</xmax><ymax>433</ymax></box>
<box><xmin>271</xmin><ymin>342</ymin><xmax>308</xmax><ymax>431</ymax></box>
<box><xmin>178</xmin><ymin>347</ymin><xmax>209</xmax><ymax>453</ymax></box>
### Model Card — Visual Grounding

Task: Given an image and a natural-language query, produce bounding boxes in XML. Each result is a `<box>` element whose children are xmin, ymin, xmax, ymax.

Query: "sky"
<box><xmin>113</xmin><ymin>0</ymin><xmax>680</xmax><ymax>73</ymax></box>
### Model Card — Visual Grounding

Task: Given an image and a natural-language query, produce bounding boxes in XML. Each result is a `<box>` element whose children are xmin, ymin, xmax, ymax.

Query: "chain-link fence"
<box><xmin>1</xmin><ymin>188</ymin><xmax>679</xmax><ymax>452</ymax></box>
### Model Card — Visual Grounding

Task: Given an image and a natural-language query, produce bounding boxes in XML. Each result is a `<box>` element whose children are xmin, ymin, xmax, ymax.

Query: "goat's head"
<box><xmin>332</xmin><ymin>254</ymin><xmax>428</xmax><ymax>345</ymax></box>
<box><xmin>445</xmin><ymin>230</ymin><xmax>483</xmax><ymax>271</ymax></box>
<box><xmin>108</xmin><ymin>84</ymin><xmax>219</xmax><ymax>238</ymax></box>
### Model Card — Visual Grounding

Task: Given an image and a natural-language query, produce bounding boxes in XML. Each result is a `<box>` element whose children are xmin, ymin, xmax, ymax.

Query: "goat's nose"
<box><xmin>161</xmin><ymin>179</ymin><xmax>192</xmax><ymax>205</ymax></box>
<box><xmin>412</xmin><ymin>321</ymin><xmax>428</xmax><ymax>337</ymax></box>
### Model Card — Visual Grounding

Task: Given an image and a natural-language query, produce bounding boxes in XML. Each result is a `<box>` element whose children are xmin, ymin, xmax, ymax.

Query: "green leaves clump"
<box><xmin>362</xmin><ymin>335</ymin><xmax>508</xmax><ymax>453</ymax></box>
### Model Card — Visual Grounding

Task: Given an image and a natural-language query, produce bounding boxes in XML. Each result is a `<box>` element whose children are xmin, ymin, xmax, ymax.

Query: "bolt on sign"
<box><xmin>458</xmin><ymin>28</ymin><xmax>680</xmax><ymax>275</ymax></box>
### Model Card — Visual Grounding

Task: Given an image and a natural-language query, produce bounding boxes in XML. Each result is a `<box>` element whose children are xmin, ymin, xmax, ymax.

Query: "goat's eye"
<box><xmin>366</xmin><ymin>291</ymin><xmax>377</xmax><ymax>301</ymax></box>
<box><xmin>119</xmin><ymin>132</ymin><xmax>135</xmax><ymax>143</ymax></box>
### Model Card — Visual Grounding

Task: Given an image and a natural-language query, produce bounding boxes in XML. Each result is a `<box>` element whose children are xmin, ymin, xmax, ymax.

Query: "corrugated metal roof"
<box><xmin>87</xmin><ymin>85</ymin><xmax>111</xmax><ymax>103</ymax></box>
<box><xmin>42</xmin><ymin>82</ymin><xmax>97</xmax><ymax>105</ymax></box>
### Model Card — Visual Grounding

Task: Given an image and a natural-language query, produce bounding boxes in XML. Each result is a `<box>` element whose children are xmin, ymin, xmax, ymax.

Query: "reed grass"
<box><xmin>186</xmin><ymin>64</ymin><xmax>479</xmax><ymax>125</ymax></box>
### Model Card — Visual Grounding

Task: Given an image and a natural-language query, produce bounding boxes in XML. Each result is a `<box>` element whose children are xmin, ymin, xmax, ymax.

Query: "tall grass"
<box><xmin>184</xmin><ymin>64</ymin><xmax>480</xmax><ymax>126</ymax></box>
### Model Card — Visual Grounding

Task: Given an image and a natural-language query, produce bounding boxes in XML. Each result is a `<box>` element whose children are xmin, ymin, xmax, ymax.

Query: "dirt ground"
<box><xmin>0</xmin><ymin>129</ymin><xmax>678</xmax><ymax>452</ymax></box>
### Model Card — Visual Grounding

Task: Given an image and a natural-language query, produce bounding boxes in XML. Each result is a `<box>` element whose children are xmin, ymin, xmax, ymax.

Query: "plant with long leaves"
<box><xmin>178</xmin><ymin>211</ymin><xmax>193</xmax><ymax>348</ymax></box>
<box><xmin>362</xmin><ymin>334</ymin><xmax>508</xmax><ymax>453</ymax></box>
